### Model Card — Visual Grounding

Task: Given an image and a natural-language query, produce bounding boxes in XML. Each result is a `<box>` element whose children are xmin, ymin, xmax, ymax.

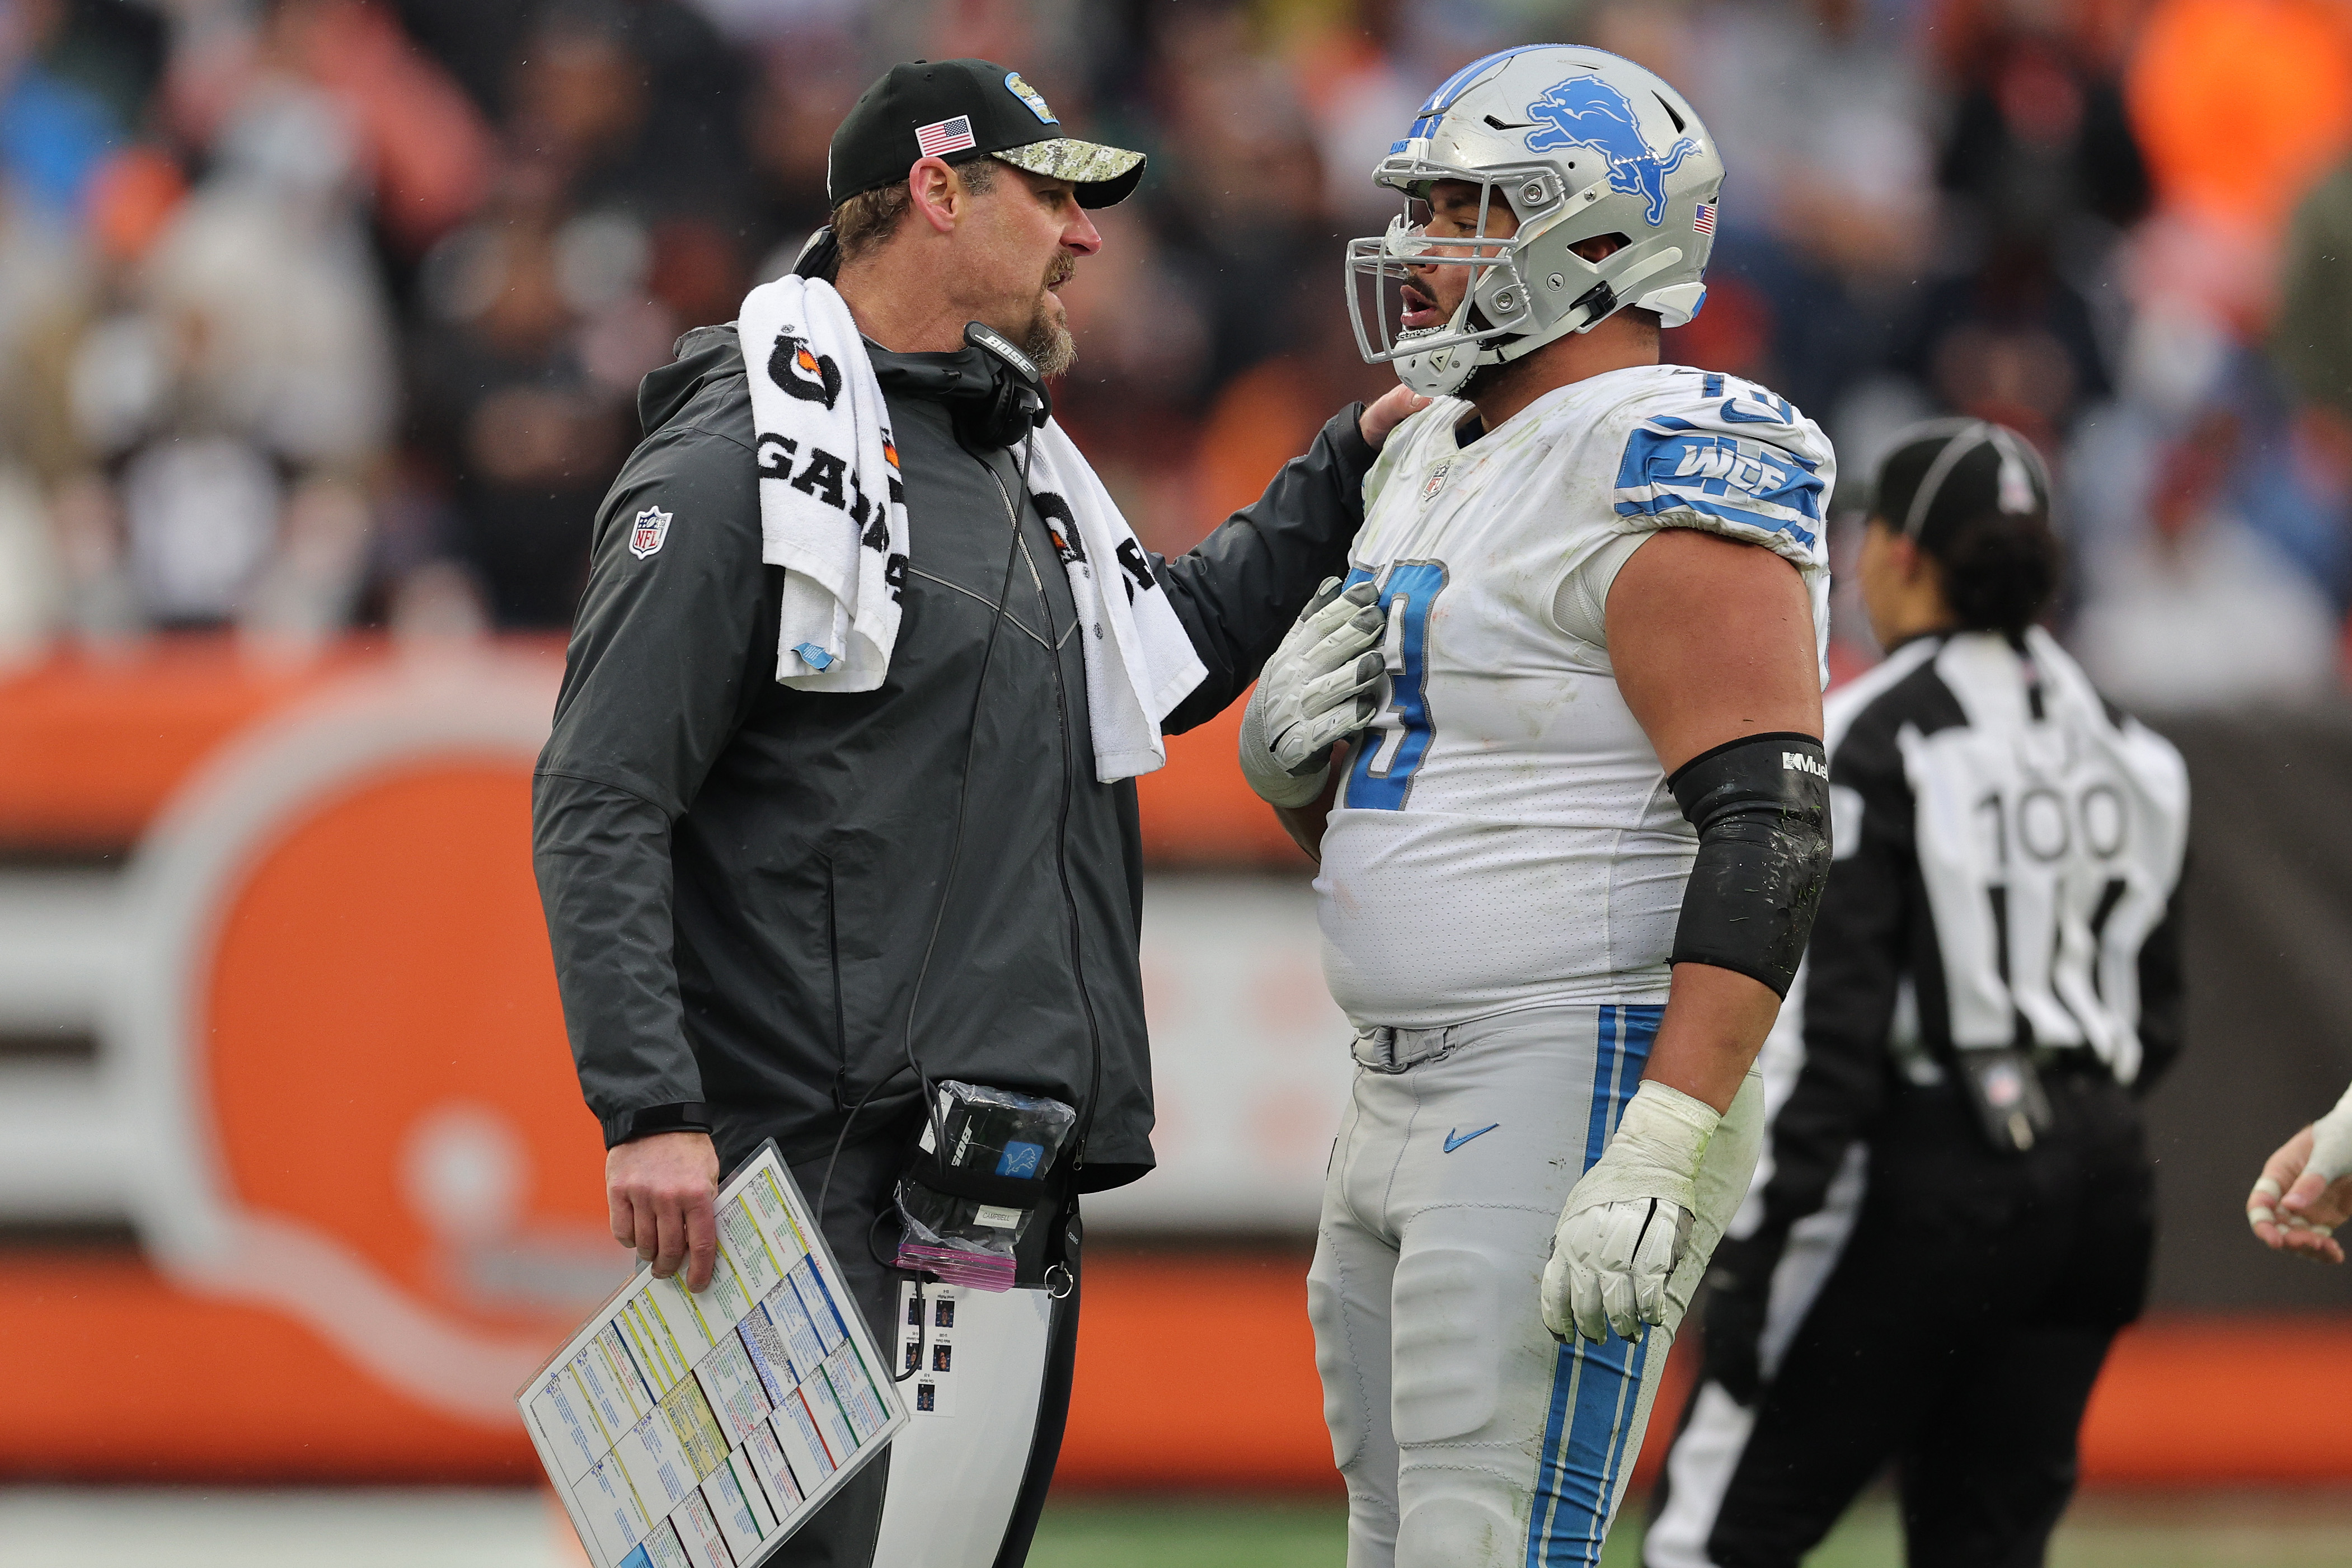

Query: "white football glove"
<box><xmin>2311</xmin><ymin>1081</ymin><xmax>2352</xmax><ymax>1189</ymax></box>
<box><xmin>1542</xmin><ymin>1081</ymin><xmax>1721</xmax><ymax>1343</ymax></box>
<box><xmin>1238</xmin><ymin>576</ymin><xmax>1386</xmax><ymax>808</ymax></box>
<box><xmin>2248</xmin><ymin>1079</ymin><xmax>2352</xmax><ymax>1251</ymax></box>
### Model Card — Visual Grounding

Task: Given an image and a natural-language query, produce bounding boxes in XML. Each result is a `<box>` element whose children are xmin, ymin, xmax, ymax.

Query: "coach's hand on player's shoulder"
<box><xmin>2247</xmin><ymin>1124</ymin><xmax>2351</xmax><ymax>1265</ymax></box>
<box><xmin>608</xmin><ymin>1129</ymin><xmax>722</xmax><ymax>1290</ymax></box>
<box><xmin>1358</xmin><ymin>384</ymin><xmax>1432</xmax><ymax>449</ymax></box>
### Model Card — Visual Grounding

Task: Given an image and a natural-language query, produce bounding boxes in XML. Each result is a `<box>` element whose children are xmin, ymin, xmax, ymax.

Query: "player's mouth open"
<box><xmin>1400</xmin><ymin>283</ymin><xmax>1445</xmax><ymax>331</ymax></box>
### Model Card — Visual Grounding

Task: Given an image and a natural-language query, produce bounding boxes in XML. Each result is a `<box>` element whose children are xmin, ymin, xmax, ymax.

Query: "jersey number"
<box><xmin>1963</xmin><ymin>778</ymin><xmax>2138</xmax><ymax>1049</ymax></box>
<box><xmin>1343</xmin><ymin>560</ymin><xmax>1449</xmax><ymax>811</ymax></box>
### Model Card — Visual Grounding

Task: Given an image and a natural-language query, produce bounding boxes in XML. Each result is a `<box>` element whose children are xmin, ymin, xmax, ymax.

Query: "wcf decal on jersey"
<box><xmin>1614</xmin><ymin>417</ymin><xmax>1825</xmax><ymax>548</ymax></box>
<box><xmin>629</xmin><ymin>506</ymin><xmax>672</xmax><ymax>559</ymax></box>
<box><xmin>1674</xmin><ymin>438</ymin><xmax>1795</xmax><ymax>496</ymax></box>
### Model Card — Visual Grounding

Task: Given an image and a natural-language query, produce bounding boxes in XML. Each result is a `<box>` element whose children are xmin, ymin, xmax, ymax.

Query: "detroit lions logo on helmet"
<box><xmin>1522</xmin><ymin>76</ymin><xmax>1700</xmax><ymax>226</ymax></box>
<box><xmin>768</xmin><ymin>330</ymin><xmax>843</xmax><ymax>410</ymax></box>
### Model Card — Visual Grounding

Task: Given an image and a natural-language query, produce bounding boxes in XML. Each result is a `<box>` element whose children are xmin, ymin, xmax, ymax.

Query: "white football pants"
<box><xmin>1308</xmin><ymin>1002</ymin><xmax>1764</xmax><ymax>1568</ymax></box>
<box><xmin>867</xmin><ymin>1281</ymin><xmax>1055</xmax><ymax>1568</ymax></box>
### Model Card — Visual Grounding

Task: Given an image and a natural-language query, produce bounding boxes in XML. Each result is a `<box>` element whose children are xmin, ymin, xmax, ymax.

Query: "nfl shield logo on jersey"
<box><xmin>1421</xmin><ymin>459</ymin><xmax>1455</xmax><ymax>506</ymax></box>
<box><xmin>628</xmin><ymin>506</ymin><xmax>672</xmax><ymax>559</ymax></box>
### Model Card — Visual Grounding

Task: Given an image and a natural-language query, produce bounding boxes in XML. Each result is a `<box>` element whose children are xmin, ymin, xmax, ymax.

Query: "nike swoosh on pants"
<box><xmin>1443</xmin><ymin>1123</ymin><xmax>1500</xmax><ymax>1153</ymax></box>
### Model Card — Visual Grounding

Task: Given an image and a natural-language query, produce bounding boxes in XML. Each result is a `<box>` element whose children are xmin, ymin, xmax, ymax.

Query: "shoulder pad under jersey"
<box><xmin>1607</xmin><ymin>368</ymin><xmax>1836</xmax><ymax>567</ymax></box>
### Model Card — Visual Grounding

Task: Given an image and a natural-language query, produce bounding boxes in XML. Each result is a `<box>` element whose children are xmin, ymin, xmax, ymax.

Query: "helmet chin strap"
<box><xmin>1397</xmin><ymin>339</ymin><xmax>1479</xmax><ymax>397</ymax></box>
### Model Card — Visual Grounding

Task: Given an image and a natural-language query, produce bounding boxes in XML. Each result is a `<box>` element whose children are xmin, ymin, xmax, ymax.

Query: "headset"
<box><xmin>957</xmin><ymin>321</ymin><xmax>1054</xmax><ymax>448</ymax></box>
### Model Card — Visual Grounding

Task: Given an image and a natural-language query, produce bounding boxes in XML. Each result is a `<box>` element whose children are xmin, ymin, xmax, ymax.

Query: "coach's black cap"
<box><xmin>827</xmin><ymin>58</ymin><xmax>1146</xmax><ymax>209</ymax></box>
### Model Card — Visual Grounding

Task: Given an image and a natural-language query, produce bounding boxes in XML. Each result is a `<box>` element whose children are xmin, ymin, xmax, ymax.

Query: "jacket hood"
<box><xmin>639</xmin><ymin>325</ymin><xmax>747</xmax><ymax>436</ymax></box>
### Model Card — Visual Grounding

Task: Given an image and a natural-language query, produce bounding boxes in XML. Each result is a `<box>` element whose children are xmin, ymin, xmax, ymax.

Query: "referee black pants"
<box><xmin>732</xmin><ymin>1113</ymin><xmax>1082</xmax><ymax>1568</ymax></box>
<box><xmin>1646</xmin><ymin>1072</ymin><xmax>2154</xmax><ymax>1568</ymax></box>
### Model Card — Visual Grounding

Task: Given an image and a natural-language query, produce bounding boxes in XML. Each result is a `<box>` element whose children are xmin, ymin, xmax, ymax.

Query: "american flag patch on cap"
<box><xmin>916</xmin><ymin>115</ymin><xmax>977</xmax><ymax>157</ymax></box>
<box><xmin>1693</xmin><ymin>203</ymin><xmax>1717</xmax><ymax>235</ymax></box>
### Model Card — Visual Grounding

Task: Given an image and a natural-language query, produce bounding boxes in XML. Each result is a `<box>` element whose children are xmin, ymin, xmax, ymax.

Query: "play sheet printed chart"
<box><xmin>521</xmin><ymin>1143</ymin><xmax>906</xmax><ymax>1568</ymax></box>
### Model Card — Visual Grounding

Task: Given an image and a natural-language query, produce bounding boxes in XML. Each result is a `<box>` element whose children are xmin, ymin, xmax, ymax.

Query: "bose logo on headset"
<box><xmin>965</xmin><ymin>322</ymin><xmax>1038</xmax><ymax>382</ymax></box>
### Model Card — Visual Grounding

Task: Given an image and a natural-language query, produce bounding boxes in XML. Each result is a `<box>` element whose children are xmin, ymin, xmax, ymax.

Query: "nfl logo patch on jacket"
<box><xmin>629</xmin><ymin>506</ymin><xmax>672</xmax><ymax>558</ymax></box>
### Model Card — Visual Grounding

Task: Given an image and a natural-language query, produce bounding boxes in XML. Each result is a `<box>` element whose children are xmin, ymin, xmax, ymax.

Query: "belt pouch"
<box><xmin>1956</xmin><ymin>1047</ymin><xmax>2055</xmax><ymax>1153</ymax></box>
<box><xmin>894</xmin><ymin>1080</ymin><xmax>1077</xmax><ymax>1291</ymax></box>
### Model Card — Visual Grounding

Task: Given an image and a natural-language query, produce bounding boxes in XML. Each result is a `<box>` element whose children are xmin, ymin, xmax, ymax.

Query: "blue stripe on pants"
<box><xmin>1525</xmin><ymin>1005</ymin><xmax>1663</xmax><ymax>1567</ymax></box>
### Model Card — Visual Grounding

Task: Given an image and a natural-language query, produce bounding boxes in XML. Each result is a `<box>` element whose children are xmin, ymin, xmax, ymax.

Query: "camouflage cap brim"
<box><xmin>996</xmin><ymin>138</ymin><xmax>1146</xmax><ymax>206</ymax></box>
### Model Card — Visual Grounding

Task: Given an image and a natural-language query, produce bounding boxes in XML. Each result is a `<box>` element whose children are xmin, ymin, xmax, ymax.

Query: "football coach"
<box><xmin>533</xmin><ymin>58</ymin><xmax>1420</xmax><ymax>1568</ymax></box>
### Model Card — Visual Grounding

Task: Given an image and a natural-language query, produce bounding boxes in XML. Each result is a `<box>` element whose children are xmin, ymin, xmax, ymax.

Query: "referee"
<box><xmin>532</xmin><ymin>59</ymin><xmax>1419</xmax><ymax>1567</ymax></box>
<box><xmin>1644</xmin><ymin>421</ymin><xmax>2190</xmax><ymax>1568</ymax></box>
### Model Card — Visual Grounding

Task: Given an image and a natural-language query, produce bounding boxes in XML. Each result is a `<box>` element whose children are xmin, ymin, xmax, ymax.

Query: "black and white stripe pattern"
<box><xmin>1644</xmin><ymin>630</ymin><xmax>2188</xmax><ymax>1566</ymax></box>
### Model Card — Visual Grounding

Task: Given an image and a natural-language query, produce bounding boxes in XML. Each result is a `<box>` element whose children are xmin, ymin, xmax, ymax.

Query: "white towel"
<box><xmin>740</xmin><ymin>274</ymin><xmax>907</xmax><ymax>693</ymax></box>
<box><xmin>739</xmin><ymin>275</ymin><xmax>1205</xmax><ymax>781</ymax></box>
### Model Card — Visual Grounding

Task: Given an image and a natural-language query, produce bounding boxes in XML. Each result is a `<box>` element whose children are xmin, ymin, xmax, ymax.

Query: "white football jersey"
<box><xmin>1315</xmin><ymin>363</ymin><xmax>1835</xmax><ymax>1027</ymax></box>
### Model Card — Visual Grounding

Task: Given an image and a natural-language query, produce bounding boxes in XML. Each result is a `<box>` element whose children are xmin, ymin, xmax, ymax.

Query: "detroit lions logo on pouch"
<box><xmin>1523</xmin><ymin>76</ymin><xmax>1700</xmax><ymax>226</ymax></box>
<box><xmin>769</xmin><ymin>330</ymin><xmax>842</xmax><ymax>410</ymax></box>
<box><xmin>628</xmin><ymin>506</ymin><xmax>671</xmax><ymax>559</ymax></box>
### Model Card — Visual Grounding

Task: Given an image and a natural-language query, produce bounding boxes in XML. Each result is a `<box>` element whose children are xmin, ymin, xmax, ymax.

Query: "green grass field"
<box><xmin>2</xmin><ymin>1482</ymin><xmax>2347</xmax><ymax>1566</ymax></box>
<box><xmin>1028</xmin><ymin>1490</ymin><xmax>2352</xmax><ymax>1567</ymax></box>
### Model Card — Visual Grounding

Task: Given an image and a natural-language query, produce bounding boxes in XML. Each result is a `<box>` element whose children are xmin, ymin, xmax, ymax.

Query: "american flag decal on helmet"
<box><xmin>916</xmin><ymin>116</ymin><xmax>977</xmax><ymax>157</ymax></box>
<box><xmin>1692</xmin><ymin>203</ymin><xmax>1717</xmax><ymax>235</ymax></box>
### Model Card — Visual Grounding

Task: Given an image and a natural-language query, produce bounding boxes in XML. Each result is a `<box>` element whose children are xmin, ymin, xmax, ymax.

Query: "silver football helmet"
<box><xmin>1346</xmin><ymin>45</ymin><xmax>1725</xmax><ymax>397</ymax></box>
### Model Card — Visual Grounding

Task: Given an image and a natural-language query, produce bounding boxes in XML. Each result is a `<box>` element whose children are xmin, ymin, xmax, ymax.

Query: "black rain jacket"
<box><xmin>532</xmin><ymin>325</ymin><xmax>1375</xmax><ymax>1190</ymax></box>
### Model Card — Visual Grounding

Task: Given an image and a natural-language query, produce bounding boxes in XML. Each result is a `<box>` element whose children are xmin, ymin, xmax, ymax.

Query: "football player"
<box><xmin>1237</xmin><ymin>45</ymin><xmax>1837</xmax><ymax>1568</ymax></box>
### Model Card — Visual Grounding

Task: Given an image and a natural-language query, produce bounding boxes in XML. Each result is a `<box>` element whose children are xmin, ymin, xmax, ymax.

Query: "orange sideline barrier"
<box><xmin>1054</xmin><ymin>1250</ymin><xmax>1695</xmax><ymax>1493</ymax></box>
<box><xmin>2078</xmin><ymin>1316</ymin><xmax>2352</xmax><ymax>1483</ymax></box>
<box><xmin>0</xmin><ymin>641</ymin><xmax>1298</xmax><ymax>862</ymax></box>
<box><xmin>1</xmin><ymin>1252</ymin><xmax>534</xmax><ymax>1481</ymax></box>
<box><xmin>1134</xmin><ymin>697</ymin><xmax>1309</xmax><ymax>867</ymax></box>
<box><xmin>1</xmin><ymin>641</ymin><xmax>2346</xmax><ymax>1492</ymax></box>
<box><xmin>3</xmin><ymin>1246</ymin><xmax>2345</xmax><ymax>1486</ymax></box>
<box><xmin>0</xmin><ymin>642</ymin><xmax>384</xmax><ymax>848</ymax></box>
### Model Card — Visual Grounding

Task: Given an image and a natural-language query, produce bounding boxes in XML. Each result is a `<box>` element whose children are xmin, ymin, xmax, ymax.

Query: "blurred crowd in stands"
<box><xmin>2</xmin><ymin>0</ymin><xmax>2350</xmax><ymax>712</ymax></box>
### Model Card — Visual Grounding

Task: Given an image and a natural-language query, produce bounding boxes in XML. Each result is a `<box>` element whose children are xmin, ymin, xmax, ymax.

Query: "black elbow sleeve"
<box><xmin>1667</xmin><ymin>731</ymin><xmax>1834</xmax><ymax>998</ymax></box>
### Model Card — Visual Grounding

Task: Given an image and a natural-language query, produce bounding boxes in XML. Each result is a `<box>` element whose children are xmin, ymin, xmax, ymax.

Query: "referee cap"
<box><xmin>1871</xmin><ymin>419</ymin><xmax>2053</xmax><ymax>555</ymax></box>
<box><xmin>827</xmin><ymin>59</ymin><xmax>1146</xmax><ymax>209</ymax></box>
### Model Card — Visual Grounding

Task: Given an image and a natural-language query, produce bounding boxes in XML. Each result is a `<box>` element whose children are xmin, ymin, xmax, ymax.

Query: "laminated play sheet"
<box><xmin>521</xmin><ymin>1142</ymin><xmax>906</xmax><ymax>1568</ymax></box>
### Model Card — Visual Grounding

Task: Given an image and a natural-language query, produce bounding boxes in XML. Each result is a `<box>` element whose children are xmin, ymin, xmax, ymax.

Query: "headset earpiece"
<box><xmin>961</xmin><ymin>321</ymin><xmax>1052</xmax><ymax>448</ymax></box>
<box><xmin>791</xmin><ymin>226</ymin><xmax>842</xmax><ymax>283</ymax></box>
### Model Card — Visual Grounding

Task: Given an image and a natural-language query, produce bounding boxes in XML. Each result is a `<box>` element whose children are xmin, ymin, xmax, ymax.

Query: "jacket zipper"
<box><xmin>985</xmin><ymin>459</ymin><xmax>1102</xmax><ymax>1175</ymax></box>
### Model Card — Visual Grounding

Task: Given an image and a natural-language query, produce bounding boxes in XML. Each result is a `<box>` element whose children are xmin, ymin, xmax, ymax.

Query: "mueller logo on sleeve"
<box><xmin>1783</xmin><ymin>750</ymin><xmax>1828</xmax><ymax>778</ymax></box>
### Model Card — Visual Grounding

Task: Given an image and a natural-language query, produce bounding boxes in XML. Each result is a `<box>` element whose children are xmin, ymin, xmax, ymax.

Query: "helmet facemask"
<box><xmin>1346</xmin><ymin>168</ymin><xmax>1535</xmax><ymax>397</ymax></box>
<box><xmin>1346</xmin><ymin>145</ymin><xmax>1694</xmax><ymax>398</ymax></box>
